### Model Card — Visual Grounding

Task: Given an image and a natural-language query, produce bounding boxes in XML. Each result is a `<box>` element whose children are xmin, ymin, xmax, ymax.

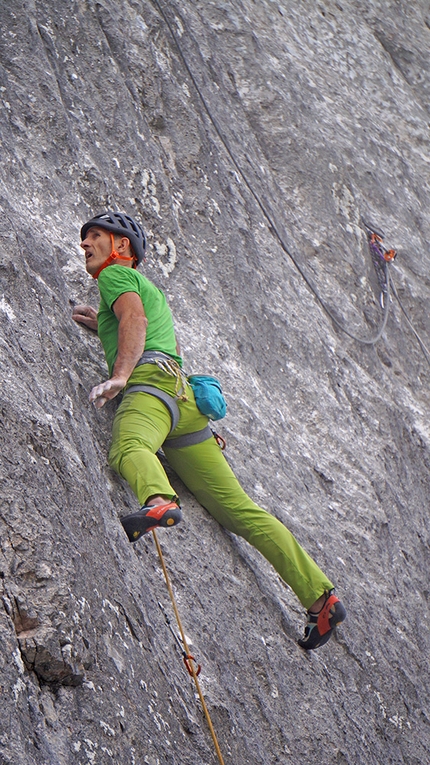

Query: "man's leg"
<box><xmin>163</xmin><ymin>436</ymin><xmax>334</xmax><ymax>610</ymax></box>
<box><xmin>109</xmin><ymin>391</ymin><xmax>176</xmax><ymax>505</ymax></box>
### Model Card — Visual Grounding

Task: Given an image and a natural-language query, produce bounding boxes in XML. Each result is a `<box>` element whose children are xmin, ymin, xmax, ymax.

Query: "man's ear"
<box><xmin>116</xmin><ymin>236</ymin><xmax>131</xmax><ymax>253</ymax></box>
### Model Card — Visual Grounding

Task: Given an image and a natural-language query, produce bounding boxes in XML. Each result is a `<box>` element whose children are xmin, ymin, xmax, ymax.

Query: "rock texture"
<box><xmin>1</xmin><ymin>1</ymin><xmax>429</xmax><ymax>763</ymax></box>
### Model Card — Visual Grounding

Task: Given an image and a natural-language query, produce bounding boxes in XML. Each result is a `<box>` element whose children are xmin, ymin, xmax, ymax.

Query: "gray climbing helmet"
<box><xmin>80</xmin><ymin>212</ymin><xmax>146</xmax><ymax>265</ymax></box>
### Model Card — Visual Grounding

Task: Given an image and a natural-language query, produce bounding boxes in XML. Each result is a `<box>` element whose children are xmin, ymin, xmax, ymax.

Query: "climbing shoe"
<box><xmin>121</xmin><ymin>502</ymin><xmax>182</xmax><ymax>542</ymax></box>
<box><xmin>298</xmin><ymin>590</ymin><xmax>346</xmax><ymax>650</ymax></box>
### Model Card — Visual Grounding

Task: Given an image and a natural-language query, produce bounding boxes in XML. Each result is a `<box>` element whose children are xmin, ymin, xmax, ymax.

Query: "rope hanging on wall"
<box><xmin>153</xmin><ymin>0</ymin><xmax>430</xmax><ymax>367</ymax></box>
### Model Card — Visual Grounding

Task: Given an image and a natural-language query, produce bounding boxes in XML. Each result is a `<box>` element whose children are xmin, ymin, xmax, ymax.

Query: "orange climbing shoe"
<box><xmin>121</xmin><ymin>502</ymin><xmax>182</xmax><ymax>542</ymax></box>
<box><xmin>298</xmin><ymin>590</ymin><xmax>346</xmax><ymax>650</ymax></box>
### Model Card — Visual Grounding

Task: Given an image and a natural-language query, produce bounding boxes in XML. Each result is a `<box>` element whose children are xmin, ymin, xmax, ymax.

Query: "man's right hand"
<box><xmin>72</xmin><ymin>304</ymin><xmax>98</xmax><ymax>331</ymax></box>
<box><xmin>89</xmin><ymin>377</ymin><xmax>128</xmax><ymax>408</ymax></box>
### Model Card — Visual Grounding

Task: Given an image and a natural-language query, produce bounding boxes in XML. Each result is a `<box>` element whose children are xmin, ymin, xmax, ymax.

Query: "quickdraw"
<box><xmin>211</xmin><ymin>429</ymin><xmax>227</xmax><ymax>450</ymax></box>
<box><xmin>183</xmin><ymin>653</ymin><xmax>202</xmax><ymax>677</ymax></box>
<box><xmin>158</xmin><ymin>602</ymin><xmax>202</xmax><ymax>677</ymax></box>
<box><xmin>369</xmin><ymin>232</ymin><xmax>397</xmax><ymax>262</ymax></box>
<box><xmin>362</xmin><ymin>220</ymin><xmax>397</xmax><ymax>306</ymax></box>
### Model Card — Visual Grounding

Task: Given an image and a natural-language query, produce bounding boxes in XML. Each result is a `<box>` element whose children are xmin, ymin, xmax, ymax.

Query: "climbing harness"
<box><xmin>124</xmin><ymin>384</ymin><xmax>181</xmax><ymax>432</ymax></box>
<box><xmin>124</xmin><ymin>351</ymin><xmax>229</xmax><ymax>444</ymax></box>
<box><xmin>153</xmin><ymin>0</ymin><xmax>430</xmax><ymax>365</ymax></box>
<box><xmin>164</xmin><ymin>424</ymin><xmax>213</xmax><ymax>448</ymax></box>
<box><xmin>152</xmin><ymin>530</ymin><xmax>226</xmax><ymax>765</ymax></box>
<box><xmin>124</xmin><ymin>351</ymin><xmax>187</xmax><ymax>434</ymax></box>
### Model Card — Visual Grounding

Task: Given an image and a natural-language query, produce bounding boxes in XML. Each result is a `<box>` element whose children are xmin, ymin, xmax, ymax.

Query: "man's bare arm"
<box><xmin>89</xmin><ymin>292</ymin><xmax>147</xmax><ymax>409</ymax></box>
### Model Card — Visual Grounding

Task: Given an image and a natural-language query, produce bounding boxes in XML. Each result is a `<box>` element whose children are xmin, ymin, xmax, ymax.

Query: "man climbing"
<box><xmin>72</xmin><ymin>211</ymin><xmax>346</xmax><ymax>650</ymax></box>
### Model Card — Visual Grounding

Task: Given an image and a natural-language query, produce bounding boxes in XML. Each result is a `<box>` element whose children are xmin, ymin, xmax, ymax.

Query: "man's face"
<box><xmin>80</xmin><ymin>226</ymin><xmax>112</xmax><ymax>276</ymax></box>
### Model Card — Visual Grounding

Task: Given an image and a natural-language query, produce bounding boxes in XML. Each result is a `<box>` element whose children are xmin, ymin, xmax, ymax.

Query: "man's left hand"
<box><xmin>89</xmin><ymin>377</ymin><xmax>128</xmax><ymax>408</ymax></box>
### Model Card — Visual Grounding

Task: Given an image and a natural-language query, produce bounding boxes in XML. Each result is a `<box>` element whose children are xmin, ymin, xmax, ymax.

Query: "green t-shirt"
<box><xmin>97</xmin><ymin>265</ymin><xmax>182</xmax><ymax>375</ymax></box>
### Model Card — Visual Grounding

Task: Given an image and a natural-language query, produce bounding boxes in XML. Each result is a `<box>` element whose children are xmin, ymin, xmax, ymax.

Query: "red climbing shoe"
<box><xmin>121</xmin><ymin>502</ymin><xmax>182</xmax><ymax>542</ymax></box>
<box><xmin>298</xmin><ymin>590</ymin><xmax>346</xmax><ymax>650</ymax></box>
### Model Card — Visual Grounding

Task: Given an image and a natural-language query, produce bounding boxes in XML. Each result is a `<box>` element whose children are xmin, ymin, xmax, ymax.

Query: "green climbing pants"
<box><xmin>108</xmin><ymin>365</ymin><xmax>334</xmax><ymax>610</ymax></box>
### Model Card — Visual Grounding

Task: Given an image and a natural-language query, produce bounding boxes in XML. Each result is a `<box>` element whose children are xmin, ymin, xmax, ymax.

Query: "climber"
<box><xmin>72</xmin><ymin>211</ymin><xmax>346</xmax><ymax>650</ymax></box>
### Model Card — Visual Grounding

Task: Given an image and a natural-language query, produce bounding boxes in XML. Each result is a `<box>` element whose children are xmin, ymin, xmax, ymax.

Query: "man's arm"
<box><xmin>89</xmin><ymin>292</ymin><xmax>148</xmax><ymax>409</ymax></box>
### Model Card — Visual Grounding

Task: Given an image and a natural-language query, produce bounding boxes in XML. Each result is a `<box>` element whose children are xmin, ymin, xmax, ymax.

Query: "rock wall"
<box><xmin>0</xmin><ymin>1</ymin><xmax>429</xmax><ymax>763</ymax></box>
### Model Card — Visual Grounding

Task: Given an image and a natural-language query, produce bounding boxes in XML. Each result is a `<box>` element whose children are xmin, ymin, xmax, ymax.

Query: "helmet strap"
<box><xmin>92</xmin><ymin>234</ymin><xmax>136</xmax><ymax>279</ymax></box>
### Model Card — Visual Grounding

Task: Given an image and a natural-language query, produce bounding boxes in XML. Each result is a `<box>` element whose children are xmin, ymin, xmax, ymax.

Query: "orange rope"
<box><xmin>152</xmin><ymin>530</ymin><xmax>226</xmax><ymax>765</ymax></box>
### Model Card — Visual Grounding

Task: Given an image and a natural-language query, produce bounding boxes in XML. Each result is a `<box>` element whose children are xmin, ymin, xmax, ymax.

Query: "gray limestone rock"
<box><xmin>0</xmin><ymin>1</ymin><xmax>429</xmax><ymax>763</ymax></box>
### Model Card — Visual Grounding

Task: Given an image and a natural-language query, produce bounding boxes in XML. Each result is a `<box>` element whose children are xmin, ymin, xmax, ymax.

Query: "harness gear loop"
<box><xmin>128</xmin><ymin>353</ymin><xmax>227</xmax><ymax>447</ymax></box>
<box><xmin>134</xmin><ymin>350</ymin><xmax>189</xmax><ymax>401</ymax></box>
<box><xmin>154</xmin><ymin>356</ymin><xmax>189</xmax><ymax>401</ymax></box>
<box><xmin>152</xmin><ymin>530</ymin><xmax>226</xmax><ymax>765</ymax></box>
